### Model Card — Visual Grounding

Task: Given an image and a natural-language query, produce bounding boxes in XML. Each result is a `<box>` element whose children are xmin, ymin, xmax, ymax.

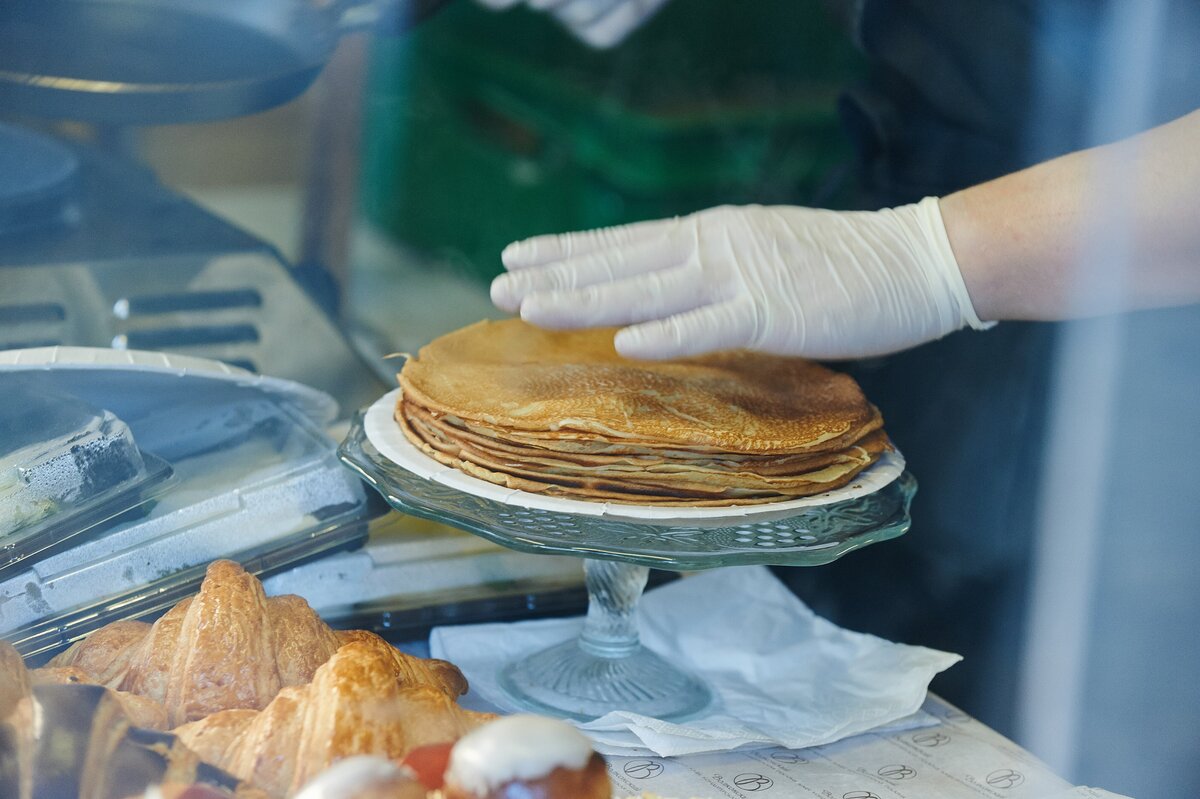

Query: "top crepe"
<box><xmin>398</xmin><ymin>319</ymin><xmax>881</xmax><ymax>455</ymax></box>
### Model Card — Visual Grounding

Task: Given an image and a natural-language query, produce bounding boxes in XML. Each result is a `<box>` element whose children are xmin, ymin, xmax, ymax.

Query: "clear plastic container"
<box><xmin>0</xmin><ymin>348</ymin><xmax>368</xmax><ymax>659</ymax></box>
<box><xmin>1</xmin><ymin>380</ymin><xmax>174</xmax><ymax>576</ymax></box>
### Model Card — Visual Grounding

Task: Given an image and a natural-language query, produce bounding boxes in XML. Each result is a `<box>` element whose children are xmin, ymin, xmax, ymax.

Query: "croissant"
<box><xmin>47</xmin><ymin>561</ymin><xmax>467</xmax><ymax>726</ymax></box>
<box><xmin>46</xmin><ymin>618</ymin><xmax>152</xmax><ymax>687</ymax></box>
<box><xmin>174</xmin><ymin>640</ymin><xmax>496</xmax><ymax>798</ymax></box>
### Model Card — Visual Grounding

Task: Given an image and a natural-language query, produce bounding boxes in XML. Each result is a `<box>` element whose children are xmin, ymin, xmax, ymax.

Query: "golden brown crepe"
<box><xmin>404</xmin><ymin>401</ymin><xmax>875</xmax><ymax>474</ymax></box>
<box><xmin>396</xmin><ymin>320</ymin><xmax>890</xmax><ymax>506</ymax></box>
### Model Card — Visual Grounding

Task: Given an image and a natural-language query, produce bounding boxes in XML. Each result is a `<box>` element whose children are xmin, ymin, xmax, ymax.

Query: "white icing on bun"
<box><xmin>445</xmin><ymin>715</ymin><xmax>593</xmax><ymax>796</ymax></box>
<box><xmin>293</xmin><ymin>756</ymin><xmax>408</xmax><ymax>799</ymax></box>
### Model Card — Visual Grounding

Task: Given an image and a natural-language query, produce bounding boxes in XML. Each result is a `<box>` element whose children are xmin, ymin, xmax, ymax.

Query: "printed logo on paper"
<box><xmin>770</xmin><ymin>751</ymin><xmax>807</xmax><ymax>765</ymax></box>
<box><xmin>877</xmin><ymin>764</ymin><xmax>917</xmax><ymax>780</ymax></box>
<box><xmin>986</xmin><ymin>769</ymin><xmax>1026</xmax><ymax>789</ymax></box>
<box><xmin>622</xmin><ymin>760</ymin><xmax>664</xmax><ymax>780</ymax></box>
<box><xmin>733</xmin><ymin>773</ymin><xmax>774</xmax><ymax>791</ymax></box>
<box><xmin>912</xmin><ymin>731</ymin><xmax>952</xmax><ymax>747</ymax></box>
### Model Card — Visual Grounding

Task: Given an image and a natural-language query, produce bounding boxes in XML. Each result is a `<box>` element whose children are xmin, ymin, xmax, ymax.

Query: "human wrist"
<box><xmin>937</xmin><ymin>190</ymin><xmax>1005</xmax><ymax>323</ymax></box>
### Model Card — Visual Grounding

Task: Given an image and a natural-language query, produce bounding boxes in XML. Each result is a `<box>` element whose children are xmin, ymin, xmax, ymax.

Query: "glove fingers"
<box><xmin>528</xmin><ymin>0</ymin><xmax>571</xmax><ymax>10</ymax></box>
<box><xmin>502</xmin><ymin>217</ymin><xmax>675</xmax><ymax>269</ymax></box>
<box><xmin>520</xmin><ymin>264</ymin><xmax>707</xmax><ymax>328</ymax></box>
<box><xmin>614</xmin><ymin>299</ymin><xmax>755</xmax><ymax>360</ymax></box>
<box><xmin>491</xmin><ymin>235</ymin><xmax>684</xmax><ymax>312</ymax></box>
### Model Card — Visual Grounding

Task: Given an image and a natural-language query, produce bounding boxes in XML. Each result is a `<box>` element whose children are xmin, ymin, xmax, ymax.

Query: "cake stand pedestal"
<box><xmin>340</xmin><ymin>411</ymin><xmax>916</xmax><ymax>722</ymax></box>
<box><xmin>499</xmin><ymin>559</ymin><xmax>711</xmax><ymax>720</ymax></box>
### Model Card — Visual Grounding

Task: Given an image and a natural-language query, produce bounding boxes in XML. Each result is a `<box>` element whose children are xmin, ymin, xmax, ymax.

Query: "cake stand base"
<box><xmin>497</xmin><ymin>559</ymin><xmax>712</xmax><ymax>721</ymax></box>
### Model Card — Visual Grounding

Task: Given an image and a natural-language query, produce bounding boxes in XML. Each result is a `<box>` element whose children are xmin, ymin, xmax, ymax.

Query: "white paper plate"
<box><xmin>363</xmin><ymin>389</ymin><xmax>905</xmax><ymax>525</ymax></box>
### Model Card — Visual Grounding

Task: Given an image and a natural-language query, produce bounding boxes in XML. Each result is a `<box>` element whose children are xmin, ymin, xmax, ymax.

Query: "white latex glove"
<box><xmin>474</xmin><ymin>0</ymin><xmax>670</xmax><ymax>49</ymax></box>
<box><xmin>490</xmin><ymin>198</ymin><xmax>995</xmax><ymax>360</ymax></box>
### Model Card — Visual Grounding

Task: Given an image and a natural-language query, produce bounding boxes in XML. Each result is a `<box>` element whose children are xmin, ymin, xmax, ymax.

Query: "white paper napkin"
<box><xmin>431</xmin><ymin>566</ymin><xmax>961</xmax><ymax>757</ymax></box>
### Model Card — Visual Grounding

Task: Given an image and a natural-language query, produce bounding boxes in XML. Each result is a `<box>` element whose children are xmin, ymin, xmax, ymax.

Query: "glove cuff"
<box><xmin>915</xmin><ymin>196</ymin><xmax>997</xmax><ymax>332</ymax></box>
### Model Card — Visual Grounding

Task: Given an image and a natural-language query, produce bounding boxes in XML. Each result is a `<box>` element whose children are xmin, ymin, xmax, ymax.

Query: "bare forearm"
<box><xmin>941</xmin><ymin>109</ymin><xmax>1200</xmax><ymax>321</ymax></box>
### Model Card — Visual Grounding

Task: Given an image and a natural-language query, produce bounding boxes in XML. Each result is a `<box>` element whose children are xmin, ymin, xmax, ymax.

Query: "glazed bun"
<box><xmin>445</xmin><ymin>753</ymin><xmax>609</xmax><ymax>799</ymax></box>
<box><xmin>442</xmin><ymin>715</ymin><xmax>609</xmax><ymax>799</ymax></box>
<box><xmin>291</xmin><ymin>757</ymin><xmax>425</xmax><ymax>799</ymax></box>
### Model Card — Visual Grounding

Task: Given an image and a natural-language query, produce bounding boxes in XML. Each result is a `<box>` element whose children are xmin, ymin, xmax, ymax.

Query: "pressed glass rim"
<box><xmin>339</xmin><ymin>409</ymin><xmax>916</xmax><ymax>571</ymax></box>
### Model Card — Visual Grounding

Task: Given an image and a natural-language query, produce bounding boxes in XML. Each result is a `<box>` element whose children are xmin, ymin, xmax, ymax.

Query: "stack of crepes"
<box><xmin>395</xmin><ymin>320</ymin><xmax>889</xmax><ymax>507</ymax></box>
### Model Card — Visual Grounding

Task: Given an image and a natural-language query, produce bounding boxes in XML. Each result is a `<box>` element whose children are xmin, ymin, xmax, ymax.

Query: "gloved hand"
<box><xmin>491</xmin><ymin>198</ymin><xmax>995</xmax><ymax>360</ymax></box>
<box><xmin>473</xmin><ymin>0</ymin><xmax>671</xmax><ymax>49</ymax></box>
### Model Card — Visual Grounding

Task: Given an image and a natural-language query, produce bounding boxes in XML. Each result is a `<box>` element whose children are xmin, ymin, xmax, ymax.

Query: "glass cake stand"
<box><xmin>340</xmin><ymin>411</ymin><xmax>917</xmax><ymax>722</ymax></box>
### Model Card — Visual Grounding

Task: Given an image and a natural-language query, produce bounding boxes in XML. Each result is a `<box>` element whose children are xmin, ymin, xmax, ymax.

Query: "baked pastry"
<box><xmin>47</xmin><ymin>561</ymin><xmax>466</xmax><ymax>726</ymax></box>
<box><xmin>291</xmin><ymin>716</ymin><xmax>613</xmax><ymax>799</ymax></box>
<box><xmin>25</xmin><ymin>562</ymin><xmax>617</xmax><ymax>799</ymax></box>
<box><xmin>396</xmin><ymin>319</ymin><xmax>889</xmax><ymax>505</ymax></box>
<box><xmin>33</xmin><ymin>560</ymin><xmax>484</xmax><ymax>797</ymax></box>
<box><xmin>174</xmin><ymin>640</ymin><xmax>494</xmax><ymax>798</ymax></box>
<box><xmin>291</xmin><ymin>757</ymin><xmax>425</xmax><ymax>799</ymax></box>
<box><xmin>331</xmin><ymin>629</ymin><xmax>468</xmax><ymax>698</ymax></box>
<box><xmin>46</xmin><ymin>561</ymin><xmax>339</xmax><ymax>726</ymax></box>
<box><xmin>442</xmin><ymin>715</ymin><xmax>610</xmax><ymax>799</ymax></box>
<box><xmin>49</xmin><ymin>618</ymin><xmax>152</xmax><ymax>686</ymax></box>
<box><xmin>10</xmin><ymin>565</ymin><xmax>587</xmax><ymax>799</ymax></box>
<box><xmin>401</xmin><ymin>741</ymin><xmax>455</xmax><ymax>789</ymax></box>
